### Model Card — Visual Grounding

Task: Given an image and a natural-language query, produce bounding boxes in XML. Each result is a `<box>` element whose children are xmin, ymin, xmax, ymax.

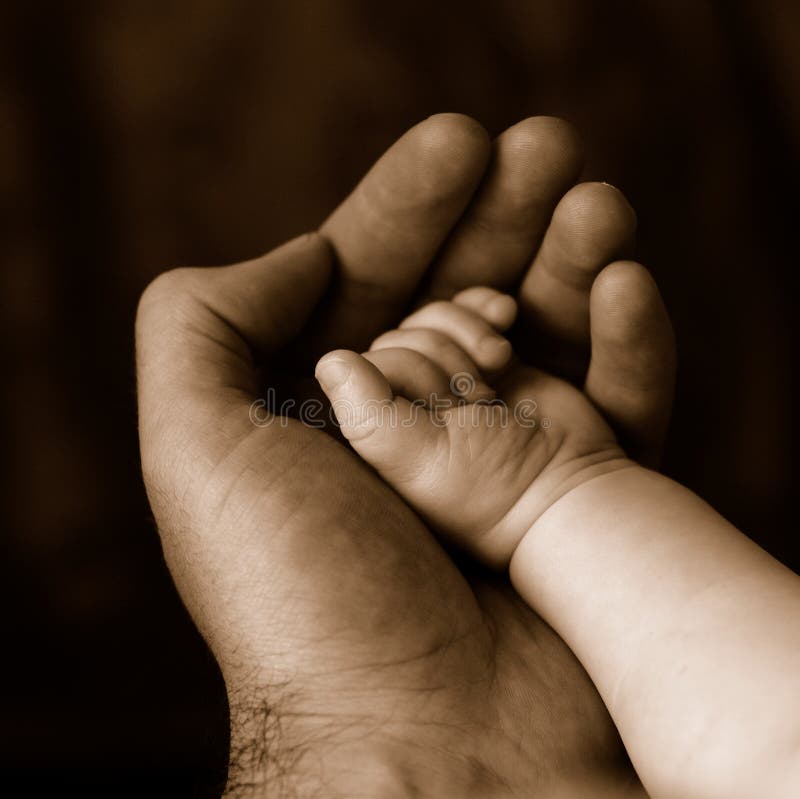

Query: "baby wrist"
<box><xmin>508</xmin><ymin>452</ymin><xmax>639</xmax><ymax>566</ymax></box>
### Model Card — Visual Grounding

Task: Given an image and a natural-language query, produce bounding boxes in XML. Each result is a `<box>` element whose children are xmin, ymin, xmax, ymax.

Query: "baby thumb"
<box><xmin>315</xmin><ymin>350</ymin><xmax>395</xmax><ymax>442</ymax></box>
<box><xmin>315</xmin><ymin>350</ymin><xmax>436</xmax><ymax>479</ymax></box>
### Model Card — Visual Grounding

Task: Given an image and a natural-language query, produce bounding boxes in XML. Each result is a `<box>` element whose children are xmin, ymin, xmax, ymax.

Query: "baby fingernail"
<box><xmin>316</xmin><ymin>359</ymin><xmax>351</xmax><ymax>392</ymax></box>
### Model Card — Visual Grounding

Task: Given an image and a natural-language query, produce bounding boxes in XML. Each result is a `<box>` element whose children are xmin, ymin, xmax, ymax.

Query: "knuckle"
<box><xmin>416</xmin><ymin>327</ymin><xmax>451</xmax><ymax>348</ymax></box>
<box><xmin>417</xmin><ymin>300</ymin><xmax>452</xmax><ymax>318</ymax></box>
<box><xmin>137</xmin><ymin>267</ymin><xmax>198</xmax><ymax>324</ymax></box>
<box><xmin>135</xmin><ymin>267</ymin><xmax>211</xmax><ymax>348</ymax></box>
<box><xmin>404</xmin><ymin>348</ymin><xmax>442</xmax><ymax>377</ymax></box>
<box><xmin>140</xmin><ymin>266</ymin><xmax>196</xmax><ymax>302</ymax></box>
<box><xmin>369</xmin><ymin>330</ymin><xmax>398</xmax><ymax>351</ymax></box>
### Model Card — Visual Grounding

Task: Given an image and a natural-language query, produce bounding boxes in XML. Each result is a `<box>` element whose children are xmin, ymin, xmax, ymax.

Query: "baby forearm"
<box><xmin>510</xmin><ymin>464</ymin><xmax>800</xmax><ymax>799</ymax></box>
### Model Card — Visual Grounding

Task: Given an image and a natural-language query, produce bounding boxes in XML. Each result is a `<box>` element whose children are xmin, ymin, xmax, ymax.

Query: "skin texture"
<box><xmin>513</xmin><ymin>464</ymin><xmax>800</xmax><ymax>799</ymax></box>
<box><xmin>136</xmin><ymin>114</ymin><xmax>673</xmax><ymax>797</ymax></box>
<box><xmin>318</xmin><ymin>293</ymin><xmax>800</xmax><ymax>797</ymax></box>
<box><xmin>315</xmin><ymin>289</ymin><xmax>627</xmax><ymax>567</ymax></box>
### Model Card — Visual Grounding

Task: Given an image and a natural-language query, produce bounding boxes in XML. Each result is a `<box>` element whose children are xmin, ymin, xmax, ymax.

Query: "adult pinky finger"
<box><xmin>585</xmin><ymin>261</ymin><xmax>676</xmax><ymax>466</ymax></box>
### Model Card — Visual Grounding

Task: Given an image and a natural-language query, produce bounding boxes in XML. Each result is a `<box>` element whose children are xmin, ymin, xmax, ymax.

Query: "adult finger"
<box><xmin>516</xmin><ymin>181</ymin><xmax>636</xmax><ymax>378</ymax></box>
<box><xmin>311</xmin><ymin>113</ymin><xmax>491</xmax><ymax>352</ymax></box>
<box><xmin>451</xmin><ymin>286</ymin><xmax>518</xmax><ymax>331</ymax></box>
<box><xmin>422</xmin><ymin>117</ymin><xmax>583</xmax><ymax>300</ymax></box>
<box><xmin>585</xmin><ymin>261</ymin><xmax>676</xmax><ymax>466</ymax></box>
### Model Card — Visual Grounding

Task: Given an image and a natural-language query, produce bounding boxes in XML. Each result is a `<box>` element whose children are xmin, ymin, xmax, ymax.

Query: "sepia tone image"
<box><xmin>1</xmin><ymin>2</ymin><xmax>797</xmax><ymax>797</ymax></box>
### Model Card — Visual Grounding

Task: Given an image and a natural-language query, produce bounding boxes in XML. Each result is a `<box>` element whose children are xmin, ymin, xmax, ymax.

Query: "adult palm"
<box><xmin>136</xmin><ymin>115</ymin><xmax>672</xmax><ymax>797</ymax></box>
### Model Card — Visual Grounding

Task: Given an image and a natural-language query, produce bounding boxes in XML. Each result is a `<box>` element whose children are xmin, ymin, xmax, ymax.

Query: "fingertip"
<box><xmin>316</xmin><ymin>348</ymin><xmax>395</xmax><ymax>398</ymax></box>
<box><xmin>503</xmin><ymin>116</ymin><xmax>584</xmax><ymax>179</ymax></box>
<box><xmin>486</xmin><ymin>294</ymin><xmax>518</xmax><ymax>330</ymax></box>
<box><xmin>405</xmin><ymin>114</ymin><xmax>491</xmax><ymax>199</ymax></box>
<box><xmin>590</xmin><ymin>261</ymin><xmax>674</xmax><ymax>356</ymax></box>
<box><xmin>546</xmin><ymin>183</ymin><xmax>638</xmax><ymax>287</ymax></box>
<box><xmin>315</xmin><ymin>350</ymin><xmax>356</xmax><ymax>395</ymax></box>
<box><xmin>316</xmin><ymin>350</ymin><xmax>398</xmax><ymax>445</ymax></box>
<box><xmin>451</xmin><ymin>286</ymin><xmax>518</xmax><ymax>330</ymax></box>
<box><xmin>418</xmin><ymin>113</ymin><xmax>491</xmax><ymax>159</ymax></box>
<box><xmin>561</xmin><ymin>182</ymin><xmax>637</xmax><ymax>240</ymax></box>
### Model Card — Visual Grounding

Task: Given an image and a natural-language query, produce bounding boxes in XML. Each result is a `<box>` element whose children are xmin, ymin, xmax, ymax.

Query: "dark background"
<box><xmin>1</xmin><ymin>1</ymin><xmax>796</xmax><ymax>795</ymax></box>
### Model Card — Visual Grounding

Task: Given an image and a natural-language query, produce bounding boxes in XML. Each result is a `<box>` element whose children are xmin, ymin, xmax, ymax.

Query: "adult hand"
<box><xmin>136</xmin><ymin>114</ymin><xmax>673</xmax><ymax>797</ymax></box>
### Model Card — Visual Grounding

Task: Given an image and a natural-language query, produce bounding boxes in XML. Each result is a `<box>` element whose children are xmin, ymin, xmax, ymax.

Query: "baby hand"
<box><xmin>315</xmin><ymin>287</ymin><xmax>627</xmax><ymax>567</ymax></box>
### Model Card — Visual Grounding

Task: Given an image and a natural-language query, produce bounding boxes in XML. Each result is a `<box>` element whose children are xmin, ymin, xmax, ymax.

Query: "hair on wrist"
<box><xmin>224</xmin><ymin>685</ymin><xmax>307</xmax><ymax>799</ymax></box>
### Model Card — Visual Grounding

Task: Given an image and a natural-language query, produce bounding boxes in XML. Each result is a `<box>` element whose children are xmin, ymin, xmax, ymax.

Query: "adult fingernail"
<box><xmin>315</xmin><ymin>359</ymin><xmax>351</xmax><ymax>392</ymax></box>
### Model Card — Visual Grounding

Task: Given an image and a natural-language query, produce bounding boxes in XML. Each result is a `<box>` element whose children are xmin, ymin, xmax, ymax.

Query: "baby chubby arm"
<box><xmin>511</xmin><ymin>463</ymin><xmax>800</xmax><ymax>799</ymax></box>
<box><xmin>316</xmin><ymin>285</ymin><xmax>799</xmax><ymax>798</ymax></box>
